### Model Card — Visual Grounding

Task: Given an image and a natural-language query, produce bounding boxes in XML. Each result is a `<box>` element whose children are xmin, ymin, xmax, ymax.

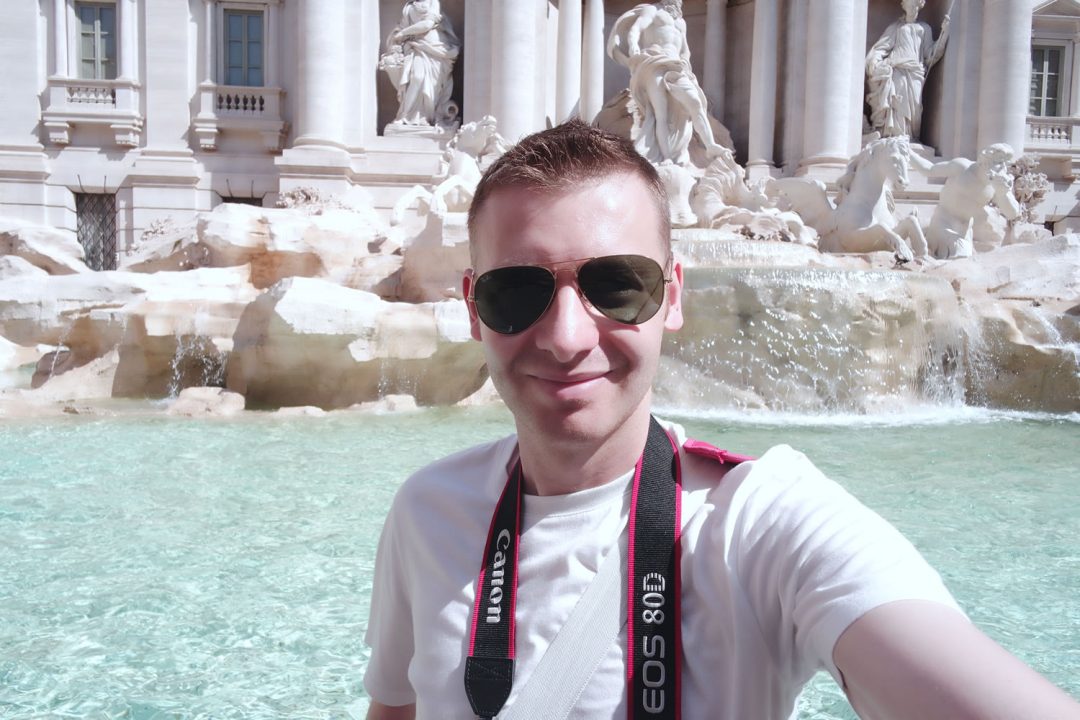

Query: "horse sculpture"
<box><xmin>774</xmin><ymin>136</ymin><xmax>928</xmax><ymax>263</ymax></box>
<box><xmin>391</xmin><ymin>116</ymin><xmax>510</xmax><ymax>226</ymax></box>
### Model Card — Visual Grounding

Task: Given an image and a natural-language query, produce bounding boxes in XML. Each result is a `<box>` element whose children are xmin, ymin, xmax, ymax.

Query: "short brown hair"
<box><xmin>467</xmin><ymin>120</ymin><xmax>670</xmax><ymax>263</ymax></box>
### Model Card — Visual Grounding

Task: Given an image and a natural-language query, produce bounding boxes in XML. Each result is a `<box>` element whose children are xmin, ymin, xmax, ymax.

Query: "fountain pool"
<box><xmin>1</xmin><ymin>406</ymin><xmax>1078</xmax><ymax>718</ymax></box>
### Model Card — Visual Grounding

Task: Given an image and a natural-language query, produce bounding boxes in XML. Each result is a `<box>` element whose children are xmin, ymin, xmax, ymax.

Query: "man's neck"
<box><xmin>514</xmin><ymin>411</ymin><xmax>653</xmax><ymax>497</ymax></box>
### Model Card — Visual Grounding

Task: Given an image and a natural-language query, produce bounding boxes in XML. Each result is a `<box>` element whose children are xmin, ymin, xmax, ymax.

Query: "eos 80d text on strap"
<box><xmin>464</xmin><ymin>417</ymin><xmax>683</xmax><ymax>720</ymax></box>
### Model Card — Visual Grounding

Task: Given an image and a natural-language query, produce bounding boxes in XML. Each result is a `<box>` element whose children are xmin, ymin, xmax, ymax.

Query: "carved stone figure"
<box><xmin>391</xmin><ymin>116</ymin><xmax>510</xmax><ymax>225</ymax></box>
<box><xmin>379</xmin><ymin>0</ymin><xmax>460</xmax><ymax>127</ymax></box>
<box><xmin>607</xmin><ymin>0</ymin><xmax>726</xmax><ymax>165</ymax></box>
<box><xmin>910</xmin><ymin>144</ymin><xmax>1021</xmax><ymax>259</ymax></box>
<box><xmin>865</xmin><ymin>0</ymin><xmax>950</xmax><ymax>140</ymax></box>
<box><xmin>689</xmin><ymin>150</ymin><xmax>817</xmax><ymax>245</ymax></box>
<box><xmin>774</xmin><ymin>136</ymin><xmax>928</xmax><ymax>262</ymax></box>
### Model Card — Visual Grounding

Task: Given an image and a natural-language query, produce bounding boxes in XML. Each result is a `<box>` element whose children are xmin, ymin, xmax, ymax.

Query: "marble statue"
<box><xmin>689</xmin><ymin>150</ymin><xmax>817</xmax><ymax>245</ymax></box>
<box><xmin>774</xmin><ymin>136</ymin><xmax>928</xmax><ymax>262</ymax></box>
<box><xmin>379</xmin><ymin>0</ymin><xmax>461</xmax><ymax>127</ymax></box>
<box><xmin>865</xmin><ymin>0</ymin><xmax>950</xmax><ymax>140</ymax></box>
<box><xmin>607</xmin><ymin>0</ymin><xmax>726</xmax><ymax>165</ymax></box>
<box><xmin>391</xmin><ymin>116</ymin><xmax>510</xmax><ymax>225</ymax></box>
<box><xmin>910</xmin><ymin>143</ymin><xmax>1021</xmax><ymax>259</ymax></box>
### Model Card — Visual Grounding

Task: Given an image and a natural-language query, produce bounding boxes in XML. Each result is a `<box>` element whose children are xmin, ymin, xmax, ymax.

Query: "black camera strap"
<box><xmin>465</xmin><ymin>417</ymin><xmax>682</xmax><ymax>720</ymax></box>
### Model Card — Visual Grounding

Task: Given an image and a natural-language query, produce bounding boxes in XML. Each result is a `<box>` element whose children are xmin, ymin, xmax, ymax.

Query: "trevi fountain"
<box><xmin>0</xmin><ymin>1</ymin><xmax>1077</xmax><ymax>718</ymax></box>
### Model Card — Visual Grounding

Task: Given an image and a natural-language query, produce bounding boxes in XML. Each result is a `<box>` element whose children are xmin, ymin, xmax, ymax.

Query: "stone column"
<box><xmin>977</xmin><ymin>0</ymin><xmax>1031</xmax><ymax>155</ymax></box>
<box><xmin>464</xmin><ymin>0</ymin><xmax>493</xmax><ymax>122</ymax></box>
<box><xmin>201</xmin><ymin>0</ymin><xmax>214</xmax><ymax>83</ymax></box>
<box><xmin>580</xmin><ymin>0</ymin><xmax>605</xmax><ymax>123</ymax></box>
<box><xmin>556</xmin><ymin>0</ymin><xmax>582</xmax><ymax>121</ymax></box>
<box><xmin>703</xmin><ymin>0</ymin><xmax>725</xmax><ymax>121</ymax></box>
<box><xmin>266</xmin><ymin>1</ymin><xmax>279</xmax><ymax>87</ymax></box>
<box><xmin>492</xmin><ymin>0</ymin><xmax>538</xmax><ymax>141</ymax></box>
<box><xmin>801</xmin><ymin>0</ymin><xmax>860</xmax><ymax>174</ymax></box>
<box><xmin>52</xmin><ymin>0</ymin><xmax>68</xmax><ymax>77</ymax></box>
<box><xmin>746</xmin><ymin>0</ymin><xmax>778</xmax><ymax>175</ymax></box>
<box><xmin>118</xmin><ymin>0</ymin><xmax>137</xmax><ymax>80</ymax></box>
<box><xmin>294</xmin><ymin>0</ymin><xmax>346</xmax><ymax>148</ymax></box>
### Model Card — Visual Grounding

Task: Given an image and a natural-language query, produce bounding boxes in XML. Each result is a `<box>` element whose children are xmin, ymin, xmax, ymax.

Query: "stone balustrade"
<box><xmin>1026</xmin><ymin>115</ymin><xmax>1080</xmax><ymax>146</ymax></box>
<box><xmin>216</xmin><ymin>87</ymin><xmax>275</xmax><ymax>116</ymax></box>
<box><xmin>65</xmin><ymin>81</ymin><xmax>117</xmax><ymax>106</ymax></box>
<box><xmin>192</xmin><ymin>82</ymin><xmax>288</xmax><ymax>153</ymax></box>
<box><xmin>40</xmin><ymin>77</ymin><xmax>143</xmax><ymax>147</ymax></box>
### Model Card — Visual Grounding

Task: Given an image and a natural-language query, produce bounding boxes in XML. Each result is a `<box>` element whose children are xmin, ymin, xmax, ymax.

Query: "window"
<box><xmin>76</xmin><ymin>2</ymin><xmax>117</xmax><ymax>80</ymax></box>
<box><xmin>1030</xmin><ymin>45</ymin><xmax>1064</xmax><ymax>116</ymax></box>
<box><xmin>75</xmin><ymin>193</ymin><xmax>117</xmax><ymax>271</ymax></box>
<box><xmin>224</xmin><ymin>10</ymin><xmax>264</xmax><ymax>86</ymax></box>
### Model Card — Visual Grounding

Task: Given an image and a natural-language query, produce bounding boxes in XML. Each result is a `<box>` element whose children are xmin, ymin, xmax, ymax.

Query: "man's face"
<box><xmin>465</xmin><ymin>173</ymin><xmax>683</xmax><ymax>446</ymax></box>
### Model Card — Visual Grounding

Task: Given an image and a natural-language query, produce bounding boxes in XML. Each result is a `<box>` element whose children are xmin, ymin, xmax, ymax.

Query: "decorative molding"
<box><xmin>41</xmin><ymin>76</ymin><xmax>143</xmax><ymax>147</ymax></box>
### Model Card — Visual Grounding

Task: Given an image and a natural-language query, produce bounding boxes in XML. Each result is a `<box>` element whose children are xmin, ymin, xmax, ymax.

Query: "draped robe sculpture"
<box><xmin>865</xmin><ymin>0</ymin><xmax>950</xmax><ymax>140</ymax></box>
<box><xmin>379</xmin><ymin>0</ymin><xmax>460</xmax><ymax>128</ymax></box>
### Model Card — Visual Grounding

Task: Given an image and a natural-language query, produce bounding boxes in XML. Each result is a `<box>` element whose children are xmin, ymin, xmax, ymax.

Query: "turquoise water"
<box><xmin>1</xmin><ymin>406</ymin><xmax>1078</xmax><ymax>718</ymax></box>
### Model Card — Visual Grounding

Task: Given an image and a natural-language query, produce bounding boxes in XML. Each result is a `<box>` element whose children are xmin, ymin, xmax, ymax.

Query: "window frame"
<box><xmin>1030</xmin><ymin>39</ymin><xmax>1075</xmax><ymax>118</ymax></box>
<box><xmin>216</xmin><ymin>1</ymin><xmax>272</xmax><ymax>88</ymax></box>
<box><xmin>75</xmin><ymin>1</ymin><xmax>117</xmax><ymax>80</ymax></box>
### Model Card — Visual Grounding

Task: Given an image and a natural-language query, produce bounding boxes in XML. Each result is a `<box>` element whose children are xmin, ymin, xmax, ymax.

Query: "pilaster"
<box><xmin>580</xmin><ymin>0</ymin><xmax>605</xmax><ymax>123</ymax></box>
<box><xmin>492</xmin><ymin>0</ymin><xmax>540</xmax><ymax>142</ymax></box>
<box><xmin>800</xmin><ymin>0</ymin><xmax>861</xmax><ymax>177</ymax></box>
<box><xmin>556</xmin><ymin>0</ymin><xmax>583</xmax><ymax>122</ymax></box>
<box><xmin>746</xmin><ymin>0</ymin><xmax>778</xmax><ymax>178</ymax></box>
<box><xmin>977</xmin><ymin>0</ymin><xmax>1031</xmax><ymax>154</ymax></box>
<box><xmin>277</xmin><ymin>0</ymin><xmax>350</xmax><ymax>192</ymax></box>
<box><xmin>704</xmin><ymin>0</ymin><xmax>726</xmax><ymax>122</ymax></box>
<box><xmin>464</xmin><ymin>0</ymin><xmax>494</xmax><ymax>123</ymax></box>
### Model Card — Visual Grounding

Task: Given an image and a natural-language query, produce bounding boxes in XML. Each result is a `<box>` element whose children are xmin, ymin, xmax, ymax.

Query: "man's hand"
<box><xmin>835</xmin><ymin>600</ymin><xmax>1080</xmax><ymax>719</ymax></box>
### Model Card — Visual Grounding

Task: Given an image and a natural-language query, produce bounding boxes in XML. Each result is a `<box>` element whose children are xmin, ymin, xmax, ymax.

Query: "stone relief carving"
<box><xmin>391</xmin><ymin>116</ymin><xmax>510</xmax><ymax>225</ymax></box>
<box><xmin>775</xmin><ymin>136</ymin><xmax>928</xmax><ymax>262</ymax></box>
<box><xmin>607</xmin><ymin>0</ymin><xmax>727</xmax><ymax>166</ymax></box>
<box><xmin>910</xmin><ymin>143</ymin><xmax>1021</xmax><ymax>259</ymax></box>
<box><xmin>379</xmin><ymin>0</ymin><xmax>461</xmax><ymax>128</ymax></box>
<box><xmin>865</xmin><ymin>0</ymin><xmax>950</xmax><ymax>140</ymax></box>
<box><xmin>689</xmin><ymin>149</ymin><xmax>818</xmax><ymax>245</ymax></box>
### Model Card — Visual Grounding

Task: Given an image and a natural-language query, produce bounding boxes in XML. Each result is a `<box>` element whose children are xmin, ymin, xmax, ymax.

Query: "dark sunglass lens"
<box><xmin>578</xmin><ymin>255</ymin><xmax>665</xmax><ymax>324</ymax></box>
<box><xmin>473</xmin><ymin>266</ymin><xmax>556</xmax><ymax>334</ymax></box>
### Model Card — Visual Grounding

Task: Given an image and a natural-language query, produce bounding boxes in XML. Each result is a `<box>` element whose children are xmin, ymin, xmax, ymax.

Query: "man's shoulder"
<box><xmin>396</xmin><ymin>433</ymin><xmax>518</xmax><ymax>502</ymax></box>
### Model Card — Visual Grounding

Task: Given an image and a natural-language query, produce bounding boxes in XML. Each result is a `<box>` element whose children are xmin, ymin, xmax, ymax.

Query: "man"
<box><xmin>364</xmin><ymin>121</ymin><xmax>1080</xmax><ymax>719</ymax></box>
<box><xmin>607</xmin><ymin>0</ymin><xmax>726</xmax><ymax>165</ymax></box>
<box><xmin>865</xmin><ymin>0</ymin><xmax>950</xmax><ymax>140</ymax></box>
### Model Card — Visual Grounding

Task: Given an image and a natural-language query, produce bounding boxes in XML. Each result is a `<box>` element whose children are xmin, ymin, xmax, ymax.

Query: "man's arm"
<box><xmin>834</xmin><ymin>600</ymin><xmax>1080</xmax><ymax>720</ymax></box>
<box><xmin>367</xmin><ymin>701</ymin><xmax>416</xmax><ymax>720</ymax></box>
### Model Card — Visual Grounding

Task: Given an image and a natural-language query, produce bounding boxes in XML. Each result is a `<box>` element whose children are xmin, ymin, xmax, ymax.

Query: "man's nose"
<box><xmin>532</xmin><ymin>282</ymin><xmax>600</xmax><ymax>362</ymax></box>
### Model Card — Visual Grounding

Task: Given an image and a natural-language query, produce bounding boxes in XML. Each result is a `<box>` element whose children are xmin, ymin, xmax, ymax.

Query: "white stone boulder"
<box><xmin>166</xmin><ymin>386</ymin><xmax>246</xmax><ymax>417</ymax></box>
<box><xmin>962</xmin><ymin>302</ymin><xmax>1080</xmax><ymax>413</ymax></box>
<box><xmin>397</xmin><ymin>211</ymin><xmax>469</xmax><ymax>302</ymax></box>
<box><xmin>0</xmin><ymin>334</ymin><xmax>38</xmax><ymax>372</ymax></box>
<box><xmin>120</xmin><ymin>217</ymin><xmax>204</xmax><ymax>272</ymax></box>
<box><xmin>0</xmin><ymin>255</ymin><xmax>49</xmax><ymax>280</ymax></box>
<box><xmin>124</xmin><ymin>204</ymin><xmax>403</xmax><ymax>296</ymax></box>
<box><xmin>226</xmin><ymin>277</ymin><xmax>487</xmax><ymax>409</ymax></box>
<box><xmin>0</xmin><ymin>218</ymin><xmax>89</xmax><ymax>275</ymax></box>
<box><xmin>1</xmin><ymin>266</ymin><xmax>259</xmax><ymax>398</ymax></box>
<box><xmin>25</xmin><ymin>349</ymin><xmax>120</xmax><ymax>402</ymax></box>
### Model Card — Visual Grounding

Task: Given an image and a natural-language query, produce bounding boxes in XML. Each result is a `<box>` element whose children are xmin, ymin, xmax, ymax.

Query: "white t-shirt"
<box><xmin>363</xmin><ymin>423</ymin><xmax>960</xmax><ymax>719</ymax></box>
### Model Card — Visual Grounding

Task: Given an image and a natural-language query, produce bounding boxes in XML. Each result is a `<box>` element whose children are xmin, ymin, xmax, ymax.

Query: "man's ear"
<box><xmin>663</xmin><ymin>261</ymin><xmax>684</xmax><ymax>332</ymax></box>
<box><xmin>463</xmin><ymin>270</ymin><xmax>483</xmax><ymax>341</ymax></box>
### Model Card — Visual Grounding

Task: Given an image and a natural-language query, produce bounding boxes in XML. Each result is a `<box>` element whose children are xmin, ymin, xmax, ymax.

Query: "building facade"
<box><xmin>0</xmin><ymin>0</ymin><xmax>1076</xmax><ymax>266</ymax></box>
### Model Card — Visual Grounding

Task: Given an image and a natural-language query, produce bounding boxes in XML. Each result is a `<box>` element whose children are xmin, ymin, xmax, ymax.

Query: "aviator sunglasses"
<box><xmin>469</xmin><ymin>254</ymin><xmax>672</xmax><ymax>335</ymax></box>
